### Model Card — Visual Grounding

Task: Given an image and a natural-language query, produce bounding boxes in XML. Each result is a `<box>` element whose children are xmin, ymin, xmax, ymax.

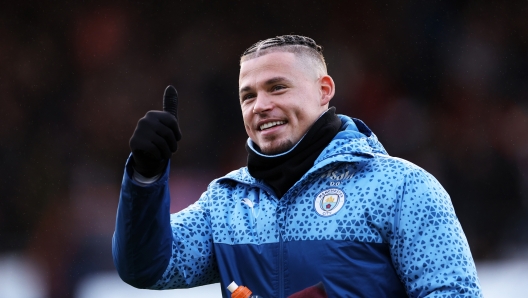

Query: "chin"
<box><xmin>260</xmin><ymin>140</ymin><xmax>294</xmax><ymax>155</ymax></box>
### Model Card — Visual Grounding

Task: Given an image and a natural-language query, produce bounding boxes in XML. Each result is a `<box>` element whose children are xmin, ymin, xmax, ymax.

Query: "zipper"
<box><xmin>279</xmin><ymin>232</ymin><xmax>284</xmax><ymax>298</ymax></box>
<box><xmin>227</xmin><ymin>177</ymin><xmax>287</xmax><ymax>297</ymax></box>
<box><xmin>252</xmin><ymin>180</ymin><xmax>283</xmax><ymax>297</ymax></box>
<box><xmin>274</xmin><ymin>187</ymin><xmax>284</xmax><ymax>298</ymax></box>
<box><xmin>253</xmin><ymin>182</ymin><xmax>276</xmax><ymax>198</ymax></box>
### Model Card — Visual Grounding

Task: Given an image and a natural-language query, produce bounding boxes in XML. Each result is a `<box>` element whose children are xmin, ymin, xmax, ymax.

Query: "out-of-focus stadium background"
<box><xmin>1</xmin><ymin>1</ymin><xmax>527</xmax><ymax>297</ymax></box>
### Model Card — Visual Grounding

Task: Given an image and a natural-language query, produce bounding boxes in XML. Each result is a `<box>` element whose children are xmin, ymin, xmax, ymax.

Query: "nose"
<box><xmin>252</xmin><ymin>93</ymin><xmax>274</xmax><ymax>114</ymax></box>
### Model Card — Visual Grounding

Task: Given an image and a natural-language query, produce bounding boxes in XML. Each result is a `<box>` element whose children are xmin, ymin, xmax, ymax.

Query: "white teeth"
<box><xmin>260</xmin><ymin>121</ymin><xmax>285</xmax><ymax>130</ymax></box>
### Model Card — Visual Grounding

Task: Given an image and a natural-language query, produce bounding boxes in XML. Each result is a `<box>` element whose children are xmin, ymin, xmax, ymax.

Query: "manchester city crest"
<box><xmin>314</xmin><ymin>188</ymin><xmax>345</xmax><ymax>217</ymax></box>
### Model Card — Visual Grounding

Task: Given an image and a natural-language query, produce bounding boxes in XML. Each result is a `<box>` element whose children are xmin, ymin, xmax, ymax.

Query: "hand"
<box><xmin>129</xmin><ymin>85</ymin><xmax>182</xmax><ymax>177</ymax></box>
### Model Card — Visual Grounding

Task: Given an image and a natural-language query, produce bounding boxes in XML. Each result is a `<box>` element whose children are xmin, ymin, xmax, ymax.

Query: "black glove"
<box><xmin>129</xmin><ymin>85</ymin><xmax>182</xmax><ymax>178</ymax></box>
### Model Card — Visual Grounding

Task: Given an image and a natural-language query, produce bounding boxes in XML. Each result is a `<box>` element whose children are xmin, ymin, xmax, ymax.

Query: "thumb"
<box><xmin>163</xmin><ymin>85</ymin><xmax>178</xmax><ymax>119</ymax></box>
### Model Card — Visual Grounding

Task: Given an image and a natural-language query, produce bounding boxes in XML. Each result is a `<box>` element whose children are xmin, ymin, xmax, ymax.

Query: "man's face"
<box><xmin>239</xmin><ymin>51</ymin><xmax>331</xmax><ymax>154</ymax></box>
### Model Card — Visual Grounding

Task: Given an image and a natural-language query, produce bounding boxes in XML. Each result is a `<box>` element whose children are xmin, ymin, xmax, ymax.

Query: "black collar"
<box><xmin>246</xmin><ymin>107</ymin><xmax>342</xmax><ymax>198</ymax></box>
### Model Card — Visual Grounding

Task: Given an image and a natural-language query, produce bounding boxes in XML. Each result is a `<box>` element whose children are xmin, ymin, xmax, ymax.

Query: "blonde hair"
<box><xmin>240</xmin><ymin>35</ymin><xmax>327</xmax><ymax>77</ymax></box>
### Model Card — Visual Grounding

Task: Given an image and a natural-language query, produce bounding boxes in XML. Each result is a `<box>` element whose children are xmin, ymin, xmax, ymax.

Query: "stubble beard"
<box><xmin>259</xmin><ymin>139</ymin><xmax>294</xmax><ymax>155</ymax></box>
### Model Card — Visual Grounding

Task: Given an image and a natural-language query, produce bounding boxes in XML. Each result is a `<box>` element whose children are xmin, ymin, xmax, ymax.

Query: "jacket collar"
<box><xmin>221</xmin><ymin>115</ymin><xmax>388</xmax><ymax>185</ymax></box>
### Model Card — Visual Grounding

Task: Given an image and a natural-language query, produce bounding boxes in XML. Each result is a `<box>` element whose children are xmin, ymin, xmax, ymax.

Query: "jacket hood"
<box><xmin>221</xmin><ymin>115</ymin><xmax>388</xmax><ymax>185</ymax></box>
<box><xmin>317</xmin><ymin>114</ymin><xmax>388</xmax><ymax>160</ymax></box>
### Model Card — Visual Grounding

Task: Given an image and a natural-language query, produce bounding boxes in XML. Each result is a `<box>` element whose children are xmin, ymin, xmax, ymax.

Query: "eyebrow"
<box><xmin>239</xmin><ymin>76</ymin><xmax>292</xmax><ymax>95</ymax></box>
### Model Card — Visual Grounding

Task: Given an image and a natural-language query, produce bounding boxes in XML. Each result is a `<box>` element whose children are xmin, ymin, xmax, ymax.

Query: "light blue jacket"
<box><xmin>113</xmin><ymin>115</ymin><xmax>482</xmax><ymax>297</ymax></box>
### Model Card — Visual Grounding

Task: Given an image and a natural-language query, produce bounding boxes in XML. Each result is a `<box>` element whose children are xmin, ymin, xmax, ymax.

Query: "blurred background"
<box><xmin>1</xmin><ymin>0</ymin><xmax>527</xmax><ymax>297</ymax></box>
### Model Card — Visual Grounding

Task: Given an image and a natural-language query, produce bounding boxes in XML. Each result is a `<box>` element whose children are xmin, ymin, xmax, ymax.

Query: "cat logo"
<box><xmin>314</xmin><ymin>188</ymin><xmax>345</xmax><ymax>217</ymax></box>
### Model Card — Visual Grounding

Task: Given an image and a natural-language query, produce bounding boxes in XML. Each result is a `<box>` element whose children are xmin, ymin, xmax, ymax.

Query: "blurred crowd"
<box><xmin>1</xmin><ymin>1</ymin><xmax>527</xmax><ymax>297</ymax></box>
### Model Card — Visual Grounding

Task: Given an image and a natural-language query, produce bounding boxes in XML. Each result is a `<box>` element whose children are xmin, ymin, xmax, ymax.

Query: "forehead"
<box><xmin>239</xmin><ymin>52</ymin><xmax>301</xmax><ymax>84</ymax></box>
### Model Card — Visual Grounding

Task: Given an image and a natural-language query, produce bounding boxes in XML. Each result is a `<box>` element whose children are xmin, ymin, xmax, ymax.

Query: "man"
<box><xmin>113</xmin><ymin>35</ymin><xmax>483</xmax><ymax>297</ymax></box>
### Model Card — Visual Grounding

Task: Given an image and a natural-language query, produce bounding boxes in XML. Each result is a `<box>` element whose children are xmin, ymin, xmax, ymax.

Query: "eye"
<box><xmin>241</xmin><ymin>93</ymin><xmax>256</xmax><ymax>101</ymax></box>
<box><xmin>271</xmin><ymin>85</ymin><xmax>287</xmax><ymax>92</ymax></box>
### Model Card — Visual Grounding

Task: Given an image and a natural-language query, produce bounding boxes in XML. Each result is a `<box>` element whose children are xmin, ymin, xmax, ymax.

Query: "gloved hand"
<box><xmin>129</xmin><ymin>85</ymin><xmax>182</xmax><ymax>178</ymax></box>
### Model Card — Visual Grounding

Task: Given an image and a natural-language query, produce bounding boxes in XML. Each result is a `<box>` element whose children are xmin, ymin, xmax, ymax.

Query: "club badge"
<box><xmin>314</xmin><ymin>188</ymin><xmax>345</xmax><ymax>217</ymax></box>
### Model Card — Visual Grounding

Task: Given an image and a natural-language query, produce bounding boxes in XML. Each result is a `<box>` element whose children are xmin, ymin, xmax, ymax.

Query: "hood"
<box><xmin>315</xmin><ymin>114</ymin><xmax>388</xmax><ymax>162</ymax></box>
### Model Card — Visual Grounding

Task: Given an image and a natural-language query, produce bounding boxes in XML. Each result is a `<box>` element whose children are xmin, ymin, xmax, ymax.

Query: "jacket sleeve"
<box><xmin>112</xmin><ymin>155</ymin><xmax>219</xmax><ymax>289</ymax></box>
<box><xmin>390</xmin><ymin>167</ymin><xmax>483</xmax><ymax>297</ymax></box>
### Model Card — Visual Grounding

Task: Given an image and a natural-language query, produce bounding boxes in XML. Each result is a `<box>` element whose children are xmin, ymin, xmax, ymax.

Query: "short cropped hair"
<box><xmin>240</xmin><ymin>35</ymin><xmax>327</xmax><ymax>77</ymax></box>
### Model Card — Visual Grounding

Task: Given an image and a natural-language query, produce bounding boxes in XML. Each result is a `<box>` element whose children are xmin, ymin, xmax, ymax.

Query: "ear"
<box><xmin>319</xmin><ymin>75</ymin><xmax>335</xmax><ymax>106</ymax></box>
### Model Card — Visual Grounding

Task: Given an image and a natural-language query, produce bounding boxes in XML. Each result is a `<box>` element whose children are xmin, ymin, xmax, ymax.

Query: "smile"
<box><xmin>260</xmin><ymin>121</ymin><xmax>286</xmax><ymax>131</ymax></box>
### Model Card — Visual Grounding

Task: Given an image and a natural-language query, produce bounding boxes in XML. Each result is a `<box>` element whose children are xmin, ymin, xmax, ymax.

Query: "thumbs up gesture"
<box><xmin>129</xmin><ymin>85</ymin><xmax>182</xmax><ymax>177</ymax></box>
